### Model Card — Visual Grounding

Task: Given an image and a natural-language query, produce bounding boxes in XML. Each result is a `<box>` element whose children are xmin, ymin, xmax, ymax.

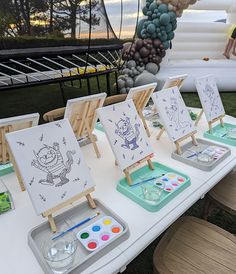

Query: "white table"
<box><xmin>1</xmin><ymin>112</ymin><xmax>236</xmax><ymax>274</ymax></box>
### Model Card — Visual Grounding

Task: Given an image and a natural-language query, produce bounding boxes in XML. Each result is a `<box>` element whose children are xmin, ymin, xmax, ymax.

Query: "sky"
<box><xmin>103</xmin><ymin>0</ymin><xmax>227</xmax><ymax>38</ymax></box>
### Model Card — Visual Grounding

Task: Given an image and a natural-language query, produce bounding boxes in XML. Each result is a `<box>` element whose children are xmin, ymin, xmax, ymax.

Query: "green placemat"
<box><xmin>204</xmin><ymin>123</ymin><xmax>236</xmax><ymax>146</ymax></box>
<box><xmin>117</xmin><ymin>162</ymin><xmax>190</xmax><ymax>212</ymax></box>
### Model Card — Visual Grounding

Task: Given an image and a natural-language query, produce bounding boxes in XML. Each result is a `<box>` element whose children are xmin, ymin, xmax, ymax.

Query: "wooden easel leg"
<box><xmin>147</xmin><ymin>159</ymin><xmax>154</xmax><ymax>170</ymax></box>
<box><xmin>208</xmin><ymin>122</ymin><xmax>213</xmax><ymax>134</ymax></box>
<box><xmin>48</xmin><ymin>214</ymin><xmax>57</xmax><ymax>233</ymax></box>
<box><xmin>195</xmin><ymin>109</ymin><xmax>204</xmax><ymax>126</ymax></box>
<box><xmin>9</xmin><ymin>151</ymin><xmax>25</xmax><ymax>191</ymax></box>
<box><xmin>139</xmin><ymin>111</ymin><xmax>151</xmax><ymax>137</ymax></box>
<box><xmin>175</xmin><ymin>142</ymin><xmax>182</xmax><ymax>155</ymax></box>
<box><xmin>191</xmin><ymin>134</ymin><xmax>198</xmax><ymax>146</ymax></box>
<box><xmin>124</xmin><ymin>169</ymin><xmax>132</xmax><ymax>185</ymax></box>
<box><xmin>220</xmin><ymin>117</ymin><xmax>224</xmax><ymax>128</ymax></box>
<box><xmin>156</xmin><ymin>128</ymin><xmax>165</xmax><ymax>140</ymax></box>
<box><xmin>85</xmin><ymin>119</ymin><xmax>101</xmax><ymax>158</ymax></box>
<box><xmin>86</xmin><ymin>194</ymin><xmax>96</xmax><ymax>209</ymax></box>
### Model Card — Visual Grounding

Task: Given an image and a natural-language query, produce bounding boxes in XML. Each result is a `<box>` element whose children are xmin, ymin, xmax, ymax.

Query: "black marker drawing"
<box><xmin>29</xmin><ymin>177</ymin><xmax>34</xmax><ymax>186</ymax></box>
<box><xmin>165</xmin><ymin>97</ymin><xmax>190</xmax><ymax>131</ymax></box>
<box><xmin>203</xmin><ymin>83</ymin><xmax>220</xmax><ymax>114</ymax></box>
<box><xmin>16</xmin><ymin>141</ymin><xmax>25</xmax><ymax>146</ymax></box>
<box><xmin>115</xmin><ymin>116</ymin><xmax>140</xmax><ymax>150</ymax></box>
<box><xmin>39</xmin><ymin>134</ymin><xmax>44</xmax><ymax>142</ymax></box>
<box><xmin>62</xmin><ymin>137</ymin><xmax>66</xmax><ymax>145</ymax></box>
<box><xmin>31</xmin><ymin>142</ymin><xmax>75</xmax><ymax>187</ymax></box>
<box><xmin>61</xmin><ymin>191</ymin><xmax>67</xmax><ymax>199</ymax></box>
<box><xmin>55</xmin><ymin>123</ymin><xmax>62</xmax><ymax>128</ymax></box>
<box><xmin>39</xmin><ymin>194</ymin><xmax>46</xmax><ymax>202</ymax></box>
<box><xmin>73</xmin><ymin>177</ymin><xmax>80</xmax><ymax>182</ymax></box>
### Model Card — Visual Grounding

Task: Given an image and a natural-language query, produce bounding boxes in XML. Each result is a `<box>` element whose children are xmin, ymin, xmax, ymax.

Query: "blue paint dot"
<box><xmin>162</xmin><ymin>178</ymin><xmax>169</xmax><ymax>182</ymax></box>
<box><xmin>92</xmin><ymin>225</ymin><xmax>101</xmax><ymax>232</ymax></box>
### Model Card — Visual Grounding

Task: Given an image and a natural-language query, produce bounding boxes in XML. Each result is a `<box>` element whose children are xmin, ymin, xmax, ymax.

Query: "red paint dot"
<box><xmin>166</xmin><ymin>188</ymin><xmax>172</xmax><ymax>191</ymax></box>
<box><xmin>178</xmin><ymin>178</ymin><xmax>185</xmax><ymax>183</ymax></box>
<box><xmin>88</xmin><ymin>241</ymin><xmax>97</xmax><ymax>249</ymax></box>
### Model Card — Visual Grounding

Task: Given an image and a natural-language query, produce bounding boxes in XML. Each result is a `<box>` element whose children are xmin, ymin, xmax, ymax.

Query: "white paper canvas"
<box><xmin>162</xmin><ymin>74</ymin><xmax>188</xmax><ymax>90</ymax></box>
<box><xmin>6</xmin><ymin>119</ymin><xmax>94</xmax><ymax>215</ymax></box>
<box><xmin>97</xmin><ymin>100</ymin><xmax>154</xmax><ymax>171</ymax></box>
<box><xmin>152</xmin><ymin>87</ymin><xmax>195</xmax><ymax>142</ymax></box>
<box><xmin>195</xmin><ymin>75</ymin><xmax>225</xmax><ymax>122</ymax></box>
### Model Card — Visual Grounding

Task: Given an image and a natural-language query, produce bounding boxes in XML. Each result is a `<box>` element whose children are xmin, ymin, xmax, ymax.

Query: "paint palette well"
<box><xmin>154</xmin><ymin>173</ymin><xmax>186</xmax><ymax>193</ymax></box>
<box><xmin>77</xmin><ymin>216</ymin><xmax>124</xmax><ymax>252</ymax></box>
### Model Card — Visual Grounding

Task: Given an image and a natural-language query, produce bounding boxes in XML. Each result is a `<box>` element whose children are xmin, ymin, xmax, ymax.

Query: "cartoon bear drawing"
<box><xmin>115</xmin><ymin>116</ymin><xmax>140</xmax><ymax>150</ymax></box>
<box><xmin>31</xmin><ymin>142</ymin><xmax>75</xmax><ymax>187</ymax></box>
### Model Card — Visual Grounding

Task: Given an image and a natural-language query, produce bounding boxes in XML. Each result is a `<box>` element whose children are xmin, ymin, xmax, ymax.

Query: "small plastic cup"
<box><xmin>142</xmin><ymin>184</ymin><xmax>162</xmax><ymax>202</ymax></box>
<box><xmin>42</xmin><ymin>233</ymin><xmax>77</xmax><ymax>273</ymax></box>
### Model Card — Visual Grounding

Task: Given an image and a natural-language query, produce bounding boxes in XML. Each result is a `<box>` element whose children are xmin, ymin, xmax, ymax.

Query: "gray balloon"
<box><xmin>134</xmin><ymin>72</ymin><xmax>159</xmax><ymax>89</ymax></box>
<box><xmin>120</xmin><ymin>87</ymin><xmax>127</xmax><ymax>94</ymax></box>
<box><xmin>146</xmin><ymin>63</ymin><xmax>159</xmax><ymax>75</ymax></box>
<box><xmin>118</xmin><ymin>78</ymin><xmax>126</xmax><ymax>89</ymax></box>
<box><xmin>127</xmin><ymin>60</ymin><xmax>136</xmax><ymax>69</ymax></box>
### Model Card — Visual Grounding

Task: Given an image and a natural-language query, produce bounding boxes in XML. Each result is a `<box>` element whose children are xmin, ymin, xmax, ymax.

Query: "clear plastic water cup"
<box><xmin>42</xmin><ymin>232</ymin><xmax>77</xmax><ymax>273</ymax></box>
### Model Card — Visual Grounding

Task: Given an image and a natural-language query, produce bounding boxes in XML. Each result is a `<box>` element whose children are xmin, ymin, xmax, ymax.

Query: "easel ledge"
<box><xmin>175</xmin><ymin>130</ymin><xmax>198</xmax><ymax>155</ymax></box>
<box><xmin>208</xmin><ymin>115</ymin><xmax>225</xmax><ymax>133</ymax></box>
<box><xmin>124</xmin><ymin>154</ymin><xmax>155</xmax><ymax>185</ymax></box>
<box><xmin>42</xmin><ymin>187</ymin><xmax>96</xmax><ymax>233</ymax></box>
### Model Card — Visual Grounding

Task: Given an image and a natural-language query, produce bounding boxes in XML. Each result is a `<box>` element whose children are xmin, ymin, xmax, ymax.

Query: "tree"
<box><xmin>53</xmin><ymin>0</ymin><xmax>100</xmax><ymax>39</ymax></box>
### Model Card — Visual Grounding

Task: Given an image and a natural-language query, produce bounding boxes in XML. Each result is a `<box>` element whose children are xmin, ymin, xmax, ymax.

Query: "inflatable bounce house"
<box><xmin>118</xmin><ymin>0</ymin><xmax>236</xmax><ymax>93</ymax></box>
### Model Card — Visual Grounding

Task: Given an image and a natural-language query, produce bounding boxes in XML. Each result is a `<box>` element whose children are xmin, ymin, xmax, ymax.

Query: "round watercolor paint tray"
<box><xmin>117</xmin><ymin>162</ymin><xmax>191</xmax><ymax>212</ymax></box>
<box><xmin>204</xmin><ymin>123</ymin><xmax>236</xmax><ymax>146</ymax></box>
<box><xmin>171</xmin><ymin>139</ymin><xmax>231</xmax><ymax>171</ymax></box>
<box><xmin>28</xmin><ymin>199</ymin><xmax>129</xmax><ymax>274</ymax></box>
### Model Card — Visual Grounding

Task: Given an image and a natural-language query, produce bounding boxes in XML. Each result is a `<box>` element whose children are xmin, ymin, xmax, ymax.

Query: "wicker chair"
<box><xmin>153</xmin><ymin>216</ymin><xmax>236</xmax><ymax>274</ymax></box>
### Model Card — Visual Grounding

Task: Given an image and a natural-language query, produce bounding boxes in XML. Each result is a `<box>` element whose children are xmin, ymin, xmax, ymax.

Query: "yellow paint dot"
<box><xmin>103</xmin><ymin>219</ymin><xmax>111</xmax><ymax>225</ymax></box>
<box><xmin>168</xmin><ymin>174</ymin><xmax>176</xmax><ymax>179</ymax></box>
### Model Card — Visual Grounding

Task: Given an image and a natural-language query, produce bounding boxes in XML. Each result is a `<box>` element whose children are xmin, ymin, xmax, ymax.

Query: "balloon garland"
<box><xmin>118</xmin><ymin>0</ymin><xmax>199</xmax><ymax>93</ymax></box>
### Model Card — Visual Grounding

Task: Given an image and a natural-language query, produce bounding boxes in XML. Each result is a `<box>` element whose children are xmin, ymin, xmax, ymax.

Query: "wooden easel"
<box><xmin>66</xmin><ymin>94</ymin><xmax>106</xmax><ymax>158</ymax></box>
<box><xmin>0</xmin><ymin>114</ymin><xmax>39</xmax><ymax>191</ymax></box>
<box><xmin>42</xmin><ymin>187</ymin><xmax>96</xmax><ymax>232</ymax></box>
<box><xmin>126</xmin><ymin>83</ymin><xmax>157</xmax><ymax>137</ymax></box>
<box><xmin>174</xmin><ymin>130</ymin><xmax>198</xmax><ymax>155</ymax></box>
<box><xmin>194</xmin><ymin>109</ymin><xmax>204</xmax><ymax>126</ymax></box>
<box><xmin>208</xmin><ymin>114</ymin><xmax>225</xmax><ymax>134</ymax></box>
<box><xmin>123</xmin><ymin>154</ymin><xmax>154</xmax><ymax>185</ymax></box>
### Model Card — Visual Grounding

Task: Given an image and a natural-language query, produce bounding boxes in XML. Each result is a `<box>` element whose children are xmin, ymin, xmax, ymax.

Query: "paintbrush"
<box><xmin>52</xmin><ymin>212</ymin><xmax>100</xmax><ymax>241</ymax></box>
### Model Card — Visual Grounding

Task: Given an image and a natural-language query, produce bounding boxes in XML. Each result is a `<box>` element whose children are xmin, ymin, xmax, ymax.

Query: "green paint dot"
<box><xmin>80</xmin><ymin>232</ymin><xmax>89</xmax><ymax>239</ymax></box>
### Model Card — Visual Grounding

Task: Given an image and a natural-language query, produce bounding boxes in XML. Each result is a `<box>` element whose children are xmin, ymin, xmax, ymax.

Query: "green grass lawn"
<box><xmin>0</xmin><ymin>79</ymin><xmax>236</xmax><ymax>274</ymax></box>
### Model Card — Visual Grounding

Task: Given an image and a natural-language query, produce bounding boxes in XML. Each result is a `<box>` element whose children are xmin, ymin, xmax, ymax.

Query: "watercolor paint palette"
<box><xmin>204</xmin><ymin>123</ymin><xmax>236</xmax><ymax>146</ymax></box>
<box><xmin>77</xmin><ymin>216</ymin><xmax>123</xmax><ymax>252</ymax></box>
<box><xmin>117</xmin><ymin>162</ymin><xmax>190</xmax><ymax>212</ymax></box>
<box><xmin>0</xmin><ymin>162</ymin><xmax>14</xmax><ymax>177</ymax></box>
<box><xmin>154</xmin><ymin>173</ymin><xmax>186</xmax><ymax>193</ymax></box>
<box><xmin>172</xmin><ymin>139</ymin><xmax>231</xmax><ymax>171</ymax></box>
<box><xmin>28</xmin><ymin>199</ymin><xmax>129</xmax><ymax>274</ymax></box>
